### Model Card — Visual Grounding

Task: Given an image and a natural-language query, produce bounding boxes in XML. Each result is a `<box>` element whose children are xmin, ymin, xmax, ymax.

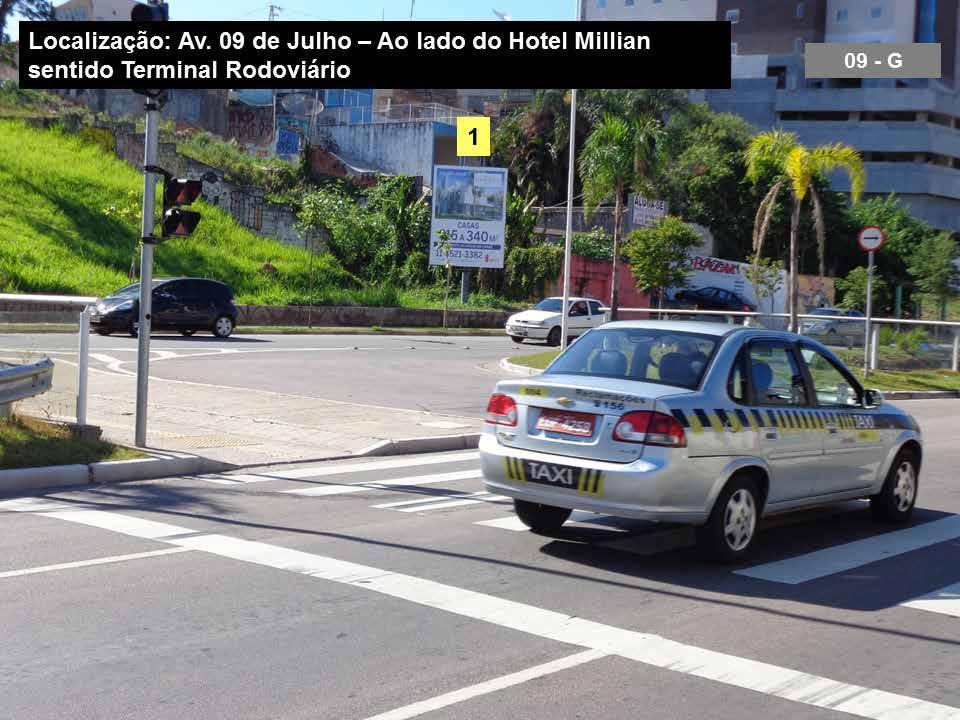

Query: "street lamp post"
<box><xmin>560</xmin><ymin>0</ymin><xmax>582</xmax><ymax>352</ymax></box>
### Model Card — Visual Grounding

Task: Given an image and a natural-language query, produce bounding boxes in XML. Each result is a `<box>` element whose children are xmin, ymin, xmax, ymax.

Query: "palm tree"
<box><xmin>579</xmin><ymin>114</ymin><xmax>663</xmax><ymax>319</ymax></box>
<box><xmin>746</xmin><ymin>130</ymin><xmax>866</xmax><ymax>331</ymax></box>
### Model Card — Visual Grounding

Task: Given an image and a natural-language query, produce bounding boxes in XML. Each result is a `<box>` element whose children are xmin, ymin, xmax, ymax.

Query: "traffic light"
<box><xmin>161</xmin><ymin>177</ymin><xmax>203</xmax><ymax>238</ymax></box>
<box><xmin>130</xmin><ymin>2</ymin><xmax>169</xmax><ymax>21</ymax></box>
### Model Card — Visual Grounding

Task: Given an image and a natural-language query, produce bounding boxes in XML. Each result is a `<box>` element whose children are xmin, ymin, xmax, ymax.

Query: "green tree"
<box><xmin>624</xmin><ymin>216</ymin><xmax>700</xmax><ymax>311</ymax></box>
<box><xmin>908</xmin><ymin>231</ymin><xmax>959</xmax><ymax>313</ymax></box>
<box><xmin>1</xmin><ymin>0</ymin><xmax>52</xmax><ymax>46</ymax></box>
<box><xmin>744</xmin><ymin>253</ymin><xmax>784</xmax><ymax>317</ymax></box>
<box><xmin>848</xmin><ymin>195</ymin><xmax>940</xmax><ymax>304</ymax></box>
<box><xmin>836</xmin><ymin>266</ymin><xmax>890</xmax><ymax>313</ymax></box>
<box><xmin>657</xmin><ymin>105</ymin><xmax>756</xmax><ymax>260</ymax></box>
<box><xmin>747</xmin><ymin>130</ymin><xmax>866</xmax><ymax>331</ymax></box>
<box><xmin>579</xmin><ymin>114</ymin><xmax>663</xmax><ymax>319</ymax></box>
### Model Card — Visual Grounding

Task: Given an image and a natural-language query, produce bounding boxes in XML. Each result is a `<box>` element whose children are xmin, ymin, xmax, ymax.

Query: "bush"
<box><xmin>506</xmin><ymin>243</ymin><xmax>563</xmax><ymax>300</ymax></box>
<box><xmin>572</xmin><ymin>228</ymin><xmax>613</xmax><ymax>260</ymax></box>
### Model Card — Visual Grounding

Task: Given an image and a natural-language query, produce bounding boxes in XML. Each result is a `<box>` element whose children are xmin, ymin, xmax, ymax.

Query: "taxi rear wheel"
<box><xmin>696</xmin><ymin>476</ymin><xmax>760</xmax><ymax>564</ymax></box>
<box><xmin>510</xmin><ymin>336</ymin><xmax>524</xmax><ymax>344</ymax></box>
<box><xmin>514</xmin><ymin>499</ymin><xmax>571</xmax><ymax>534</ymax></box>
<box><xmin>871</xmin><ymin>450</ymin><xmax>918</xmax><ymax>524</ymax></box>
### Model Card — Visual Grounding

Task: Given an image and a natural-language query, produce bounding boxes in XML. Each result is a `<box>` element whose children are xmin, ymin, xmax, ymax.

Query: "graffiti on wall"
<box><xmin>227</xmin><ymin>105</ymin><xmax>274</xmax><ymax>145</ymax></box>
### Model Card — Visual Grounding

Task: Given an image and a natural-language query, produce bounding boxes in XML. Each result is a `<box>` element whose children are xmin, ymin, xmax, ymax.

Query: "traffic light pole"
<box><xmin>135</xmin><ymin>100</ymin><xmax>160</xmax><ymax>447</ymax></box>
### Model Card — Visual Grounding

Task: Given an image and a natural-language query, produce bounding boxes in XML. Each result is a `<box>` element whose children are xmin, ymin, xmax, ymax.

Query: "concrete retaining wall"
<box><xmin>237</xmin><ymin>305</ymin><xmax>510</xmax><ymax>328</ymax></box>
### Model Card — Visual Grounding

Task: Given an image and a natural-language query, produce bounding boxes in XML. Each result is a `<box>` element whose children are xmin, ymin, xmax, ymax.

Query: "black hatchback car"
<box><xmin>91</xmin><ymin>278</ymin><xmax>238</xmax><ymax>338</ymax></box>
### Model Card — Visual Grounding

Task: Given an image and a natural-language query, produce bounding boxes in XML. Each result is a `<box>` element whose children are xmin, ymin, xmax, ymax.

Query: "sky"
<box><xmin>8</xmin><ymin>0</ymin><xmax>575</xmax><ymax>39</ymax></box>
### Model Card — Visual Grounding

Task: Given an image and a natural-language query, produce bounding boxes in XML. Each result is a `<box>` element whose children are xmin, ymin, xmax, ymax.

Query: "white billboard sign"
<box><xmin>631</xmin><ymin>195</ymin><xmax>668</xmax><ymax>228</ymax></box>
<box><xmin>430</xmin><ymin>165</ymin><xmax>508</xmax><ymax>269</ymax></box>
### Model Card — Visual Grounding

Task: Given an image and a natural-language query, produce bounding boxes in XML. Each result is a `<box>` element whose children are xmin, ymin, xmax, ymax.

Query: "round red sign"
<box><xmin>857</xmin><ymin>225</ymin><xmax>887</xmax><ymax>252</ymax></box>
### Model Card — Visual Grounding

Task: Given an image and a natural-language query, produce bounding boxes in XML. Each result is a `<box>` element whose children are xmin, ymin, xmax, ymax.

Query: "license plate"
<box><xmin>513</xmin><ymin>328</ymin><xmax>528</xmax><ymax>336</ymax></box>
<box><xmin>536</xmin><ymin>410</ymin><xmax>595</xmax><ymax>437</ymax></box>
<box><xmin>504</xmin><ymin>458</ymin><xmax>603</xmax><ymax>496</ymax></box>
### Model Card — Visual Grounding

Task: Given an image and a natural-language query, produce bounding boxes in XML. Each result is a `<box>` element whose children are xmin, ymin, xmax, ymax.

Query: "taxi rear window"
<box><xmin>544</xmin><ymin>328</ymin><xmax>718</xmax><ymax>389</ymax></box>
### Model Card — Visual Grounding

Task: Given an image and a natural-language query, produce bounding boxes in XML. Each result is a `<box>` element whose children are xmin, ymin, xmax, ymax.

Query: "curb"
<box><xmin>358</xmin><ymin>433</ymin><xmax>481</xmax><ymax>457</ymax></box>
<box><xmin>0</xmin><ymin>453</ymin><xmax>233</xmax><ymax>497</ymax></box>
<box><xmin>883</xmin><ymin>390</ymin><xmax>960</xmax><ymax>400</ymax></box>
<box><xmin>499</xmin><ymin>357</ymin><xmax>543</xmax><ymax>376</ymax></box>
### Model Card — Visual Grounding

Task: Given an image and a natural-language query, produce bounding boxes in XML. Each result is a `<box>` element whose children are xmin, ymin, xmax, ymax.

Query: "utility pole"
<box><xmin>560</xmin><ymin>0</ymin><xmax>581</xmax><ymax>352</ymax></box>
<box><xmin>134</xmin><ymin>94</ymin><xmax>162</xmax><ymax>447</ymax></box>
<box><xmin>268</xmin><ymin>4</ymin><xmax>281</xmax><ymax>20</ymax></box>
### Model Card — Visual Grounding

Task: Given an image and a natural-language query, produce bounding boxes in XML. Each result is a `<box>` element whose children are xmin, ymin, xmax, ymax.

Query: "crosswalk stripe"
<box><xmin>736</xmin><ymin>515</ymin><xmax>960</xmax><ymax>584</ymax></box>
<box><xmin>282</xmin><ymin>470</ymin><xmax>483</xmax><ymax>497</ymax></box>
<box><xmin>396</xmin><ymin>495</ymin><xmax>509</xmax><ymax>513</ymax></box>
<box><xmin>374</xmin><ymin>491</ymin><xmax>490</xmax><ymax>509</ymax></box>
<box><xmin>221</xmin><ymin>451</ymin><xmax>479</xmax><ymax>484</ymax></box>
<box><xmin>901</xmin><ymin>582</ymin><xmax>960</xmax><ymax>618</ymax></box>
<box><xmin>474</xmin><ymin>516</ymin><xmax>528</xmax><ymax>531</ymax></box>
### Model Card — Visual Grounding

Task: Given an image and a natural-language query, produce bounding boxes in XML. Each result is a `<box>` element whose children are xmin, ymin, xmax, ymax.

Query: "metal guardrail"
<box><xmin>0</xmin><ymin>293</ymin><xmax>95</xmax><ymax>424</ymax></box>
<box><xmin>0</xmin><ymin>357</ymin><xmax>55</xmax><ymax>415</ymax></box>
<box><xmin>617</xmin><ymin>306</ymin><xmax>960</xmax><ymax>373</ymax></box>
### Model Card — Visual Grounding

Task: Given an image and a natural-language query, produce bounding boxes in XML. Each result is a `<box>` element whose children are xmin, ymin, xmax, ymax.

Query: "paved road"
<box><xmin>1</xmin><ymin>333</ymin><xmax>542</xmax><ymax>417</ymax></box>
<box><xmin>2</xmin><ymin>398</ymin><xmax>959</xmax><ymax>719</ymax></box>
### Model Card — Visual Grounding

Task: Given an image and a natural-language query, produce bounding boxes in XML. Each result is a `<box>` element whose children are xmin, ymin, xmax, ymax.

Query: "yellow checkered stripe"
<box><xmin>670</xmin><ymin>408</ymin><xmax>862</xmax><ymax>434</ymax></box>
<box><xmin>504</xmin><ymin>457</ymin><xmax>526</xmax><ymax>482</ymax></box>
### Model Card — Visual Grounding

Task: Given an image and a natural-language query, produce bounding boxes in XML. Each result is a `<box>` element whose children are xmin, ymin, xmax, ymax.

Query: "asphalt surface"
<box><xmin>2</xmin><ymin>397</ymin><xmax>960</xmax><ymax>720</ymax></box>
<box><xmin>0</xmin><ymin>333</ymin><xmax>540</xmax><ymax>417</ymax></box>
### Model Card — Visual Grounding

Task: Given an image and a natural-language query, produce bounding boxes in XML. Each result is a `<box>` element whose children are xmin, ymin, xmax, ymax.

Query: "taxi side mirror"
<box><xmin>863</xmin><ymin>388</ymin><xmax>884</xmax><ymax>408</ymax></box>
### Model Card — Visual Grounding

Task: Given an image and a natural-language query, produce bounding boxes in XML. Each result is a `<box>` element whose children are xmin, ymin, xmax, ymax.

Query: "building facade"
<box><xmin>584</xmin><ymin>0</ymin><xmax>960</xmax><ymax>232</ymax></box>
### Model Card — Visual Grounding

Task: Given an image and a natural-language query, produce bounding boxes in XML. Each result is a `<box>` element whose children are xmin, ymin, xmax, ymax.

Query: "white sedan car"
<box><xmin>506</xmin><ymin>297</ymin><xmax>608</xmax><ymax>346</ymax></box>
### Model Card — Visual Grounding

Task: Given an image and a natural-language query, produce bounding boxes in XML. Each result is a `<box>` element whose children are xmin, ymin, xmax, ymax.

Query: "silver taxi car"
<box><xmin>481</xmin><ymin>321</ymin><xmax>922</xmax><ymax>562</ymax></box>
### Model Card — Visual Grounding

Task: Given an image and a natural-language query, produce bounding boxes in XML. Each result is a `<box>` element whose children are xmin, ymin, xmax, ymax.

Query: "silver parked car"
<box><xmin>481</xmin><ymin>321</ymin><xmax>922</xmax><ymax>562</ymax></box>
<box><xmin>799</xmin><ymin>307</ymin><xmax>864</xmax><ymax>343</ymax></box>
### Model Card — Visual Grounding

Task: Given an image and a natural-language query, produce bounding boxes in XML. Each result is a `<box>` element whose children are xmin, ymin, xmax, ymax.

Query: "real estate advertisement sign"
<box><xmin>430</xmin><ymin>165</ymin><xmax>508</xmax><ymax>269</ymax></box>
<box><xmin>631</xmin><ymin>195</ymin><xmax>668</xmax><ymax>228</ymax></box>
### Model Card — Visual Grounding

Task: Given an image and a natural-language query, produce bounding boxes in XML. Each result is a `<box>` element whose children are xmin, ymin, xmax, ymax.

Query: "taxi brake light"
<box><xmin>613</xmin><ymin>411</ymin><xmax>686</xmax><ymax>447</ymax></box>
<box><xmin>485</xmin><ymin>393</ymin><xmax>518</xmax><ymax>427</ymax></box>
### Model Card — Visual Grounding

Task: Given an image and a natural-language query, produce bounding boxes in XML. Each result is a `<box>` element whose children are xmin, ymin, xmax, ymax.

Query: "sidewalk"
<box><xmin>18</xmin><ymin>362</ymin><xmax>481</xmax><ymax>467</ymax></box>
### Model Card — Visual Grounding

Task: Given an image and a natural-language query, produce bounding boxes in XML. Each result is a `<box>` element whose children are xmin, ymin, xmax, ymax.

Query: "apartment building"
<box><xmin>584</xmin><ymin>0</ymin><xmax>960</xmax><ymax>231</ymax></box>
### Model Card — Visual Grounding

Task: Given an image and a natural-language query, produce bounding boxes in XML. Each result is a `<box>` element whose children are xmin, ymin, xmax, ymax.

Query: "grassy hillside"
<box><xmin>0</xmin><ymin>119</ymin><xmax>361</xmax><ymax>304</ymax></box>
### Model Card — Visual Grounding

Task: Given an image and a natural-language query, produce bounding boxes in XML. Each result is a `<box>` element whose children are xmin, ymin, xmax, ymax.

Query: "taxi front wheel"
<box><xmin>871</xmin><ymin>450</ymin><xmax>918</xmax><ymax>525</ymax></box>
<box><xmin>514</xmin><ymin>499</ymin><xmax>572</xmax><ymax>535</ymax></box>
<box><xmin>696</xmin><ymin>476</ymin><xmax>760</xmax><ymax>564</ymax></box>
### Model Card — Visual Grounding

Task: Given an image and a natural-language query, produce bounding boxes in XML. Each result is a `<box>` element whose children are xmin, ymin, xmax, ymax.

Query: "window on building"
<box><xmin>796</xmin><ymin>2</ymin><xmax>805</xmax><ymax>18</ymax></box>
<box><xmin>836</xmin><ymin>7</ymin><xmax>848</xmax><ymax>22</ymax></box>
<box><xmin>870</xmin><ymin>6</ymin><xmax>883</xmax><ymax>18</ymax></box>
<box><xmin>625</xmin><ymin>0</ymin><xmax>634</xmax><ymax>5</ymax></box>
<box><xmin>726</xmin><ymin>8</ymin><xmax>740</xmax><ymax>23</ymax></box>
<box><xmin>918</xmin><ymin>0</ymin><xmax>937</xmax><ymax>42</ymax></box>
<box><xmin>794</xmin><ymin>37</ymin><xmax>805</xmax><ymax>53</ymax></box>
<box><xmin>597</xmin><ymin>0</ymin><xmax>606</xmax><ymax>7</ymax></box>
<box><xmin>731</xmin><ymin>42</ymin><xmax>738</xmax><ymax>55</ymax></box>
<box><xmin>767</xmin><ymin>66</ymin><xmax>787</xmax><ymax>89</ymax></box>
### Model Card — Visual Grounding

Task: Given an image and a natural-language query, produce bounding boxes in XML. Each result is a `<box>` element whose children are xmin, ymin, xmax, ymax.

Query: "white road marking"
<box><xmin>736</xmin><ymin>515</ymin><xmax>960</xmax><ymax>584</ymax></box>
<box><xmin>89</xmin><ymin>352</ymin><xmax>131</xmax><ymax>374</ymax></box>
<box><xmin>0</xmin><ymin>547</ymin><xmax>191</xmax><ymax>579</ymax></box>
<box><xmin>280</xmin><ymin>469</ymin><xmax>482</xmax><ymax>497</ymax></box>
<box><xmin>374</xmin><ymin>491</ymin><xmax>489</xmax><ymax>509</ymax></box>
<box><xmin>9</xmin><ymin>503</ymin><xmax>960</xmax><ymax>719</ymax></box>
<box><xmin>360</xmin><ymin>649</ymin><xmax>608</xmax><ymax>720</ymax></box>
<box><xmin>220</xmin><ymin>451</ymin><xmax>479</xmax><ymax>485</ymax></box>
<box><xmin>902</xmin><ymin>582</ymin><xmax>960</xmax><ymax>618</ymax></box>
<box><xmin>393</xmin><ymin>494</ymin><xmax>508</xmax><ymax>513</ymax></box>
<box><xmin>474</xmin><ymin>516</ymin><xmax>529</xmax><ymax>531</ymax></box>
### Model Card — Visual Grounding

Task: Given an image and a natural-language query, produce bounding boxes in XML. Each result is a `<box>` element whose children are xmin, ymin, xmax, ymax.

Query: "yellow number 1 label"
<box><xmin>457</xmin><ymin>116</ymin><xmax>491</xmax><ymax>157</ymax></box>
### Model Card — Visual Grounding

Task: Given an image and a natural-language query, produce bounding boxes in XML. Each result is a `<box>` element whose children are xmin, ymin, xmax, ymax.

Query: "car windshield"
<box><xmin>106</xmin><ymin>280</ymin><xmax>165</xmax><ymax>299</ymax></box>
<box><xmin>810</xmin><ymin>309</ymin><xmax>841</xmax><ymax>316</ymax></box>
<box><xmin>544</xmin><ymin>328</ymin><xmax>719</xmax><ymax>389</ymax></box>
<box><xmin>534</xmin><ymin>299</ymin><xmax>564</xmax><ymax>312</ymax></box>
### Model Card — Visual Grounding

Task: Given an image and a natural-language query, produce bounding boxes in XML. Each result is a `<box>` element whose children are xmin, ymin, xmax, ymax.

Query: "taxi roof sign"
<box><xmin>857</xmin><ymin>225</ymin><xmax>887</xmax><ymax>253</ymax></box>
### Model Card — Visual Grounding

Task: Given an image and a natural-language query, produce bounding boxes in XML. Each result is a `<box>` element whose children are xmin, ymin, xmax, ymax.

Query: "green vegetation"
<box><xmin>0</xmin><ymin>418</ymin><xmax>143</xmax><ymax>469</ymax></box>
<box><xmin>0</xmin><ymin>119</ymin><xmax>518</xmax><ymax>309</ymax></box>
<box><xmin>624</xmin><ymin>216</ymin><xmax>702</xmax><ymax>306</ymax></box>
<box><xmin>508</xmin><ymin>350</ymin><xmax>559</xmax><ymax>370</ymax></box>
